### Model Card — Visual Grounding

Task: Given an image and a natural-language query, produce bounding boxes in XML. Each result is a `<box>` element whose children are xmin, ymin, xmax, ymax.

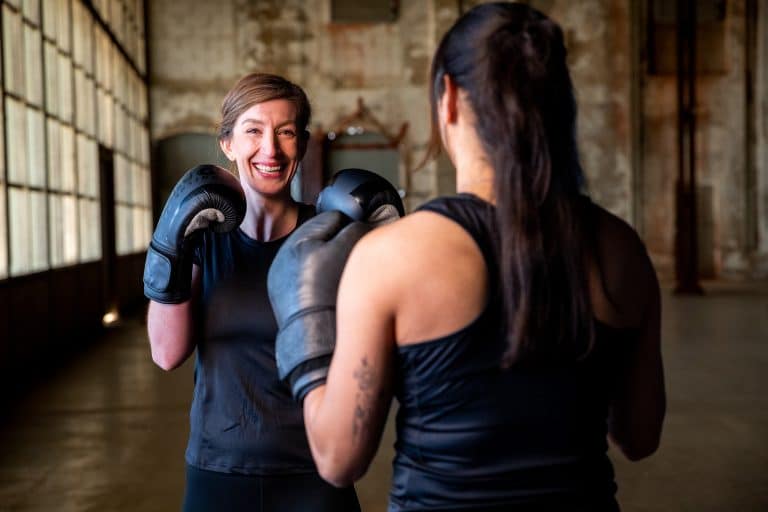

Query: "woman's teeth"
<box><xmin>255</xmin><ymin>164</ymin><xmax>281</xmax><ymax>173</ymax></box>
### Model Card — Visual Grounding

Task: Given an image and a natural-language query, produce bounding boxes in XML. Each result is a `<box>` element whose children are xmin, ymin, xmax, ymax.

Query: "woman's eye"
<box><xmin>247</xmin><ymin>128</ymin><xmax>262</xmax><ymax>135</ymax></box>
<box><xmin>278</xmin><ymin>129</ymin><xmax>296</xmax><ymax>138</ymax></box>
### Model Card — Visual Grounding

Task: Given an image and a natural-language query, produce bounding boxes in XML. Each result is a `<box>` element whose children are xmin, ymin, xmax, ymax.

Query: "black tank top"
<box><xmin>188</xmin><ymin>203</ymin><xmax>317</xmax><ymax>475</ymax></box>
<box><xmin>389</xmin><ymin>194</ymin><xmax>627</xmax><ymax>511</ymax></box>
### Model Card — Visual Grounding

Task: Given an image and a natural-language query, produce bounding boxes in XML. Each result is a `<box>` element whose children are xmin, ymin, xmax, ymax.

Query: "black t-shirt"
<box><xmin>187</xmin><ymin>203</ymin><xmax>317</xmax><ymax>475</ymax></box>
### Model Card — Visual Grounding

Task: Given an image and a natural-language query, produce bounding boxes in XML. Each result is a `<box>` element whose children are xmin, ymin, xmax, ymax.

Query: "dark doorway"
<box><xmin>153</xmin><ymin>133</ymin><xmax>230</xmax><ymax>222</ymax></box>
<box><xmin>99</xmin><ymin>145</ymin><xmax>117</xmax><ymax>320</ymax></box>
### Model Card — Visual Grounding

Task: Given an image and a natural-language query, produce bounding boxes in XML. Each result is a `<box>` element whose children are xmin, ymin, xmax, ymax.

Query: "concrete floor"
<box><xmin>0</xmin><ymin>281</ymin><xmax>767</xmax><ymax>511</ymax></box>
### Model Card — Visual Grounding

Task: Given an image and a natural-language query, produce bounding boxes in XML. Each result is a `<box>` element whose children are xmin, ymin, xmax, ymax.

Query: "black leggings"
<box><xmin>182</xmin><ymin>465</ymin><xmax>361</xmax><ymax>512</ymax></box>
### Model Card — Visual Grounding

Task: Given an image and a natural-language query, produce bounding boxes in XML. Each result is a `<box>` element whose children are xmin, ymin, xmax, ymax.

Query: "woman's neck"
<box><xmin>240</xmin><ymin>190</ymin><xmax>299</xmax><ymax>241</ymax></box>
<box><xmin>455</xmin><ymin>158</ymin><xmax>495</xmax><ymax>203</ymax></box>
<box><xmin>445</xmin><ymin>103</ymin><xmax>495</xmax><ymax>203</ymax></box>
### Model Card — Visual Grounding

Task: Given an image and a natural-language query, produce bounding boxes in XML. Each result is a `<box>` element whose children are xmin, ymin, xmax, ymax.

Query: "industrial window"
<box><xmin>1</xmin><ymin>0</ymin><xmax>151</xmax><ymax>278</ymax></box>
<box><xmin>5</xmin><ymin>97</ymin><xmax>27</xmax><ymax>185</ymax></box>
<box><xmin>22</xmin><ymin>0</ymin><xmax>39</xmax><ymax>25</ymax></box>
<box><xmin>0</xmin><ymin>105</ymin><xmax>5</xmax><ymax>279</ymax></box>
<box><xmin>331</xmin><ymin>0</ymin><xmax>398</xmax><ymax>23</ymax></box>
<box><xmin>24</xmin><ymin>22</ymin><xmax>42</xmax><ymax>104</ymax></box>
<box><xmin>3</xmin><ymin>5</ymin><xmax>24</xmax><ymax>96</ymax></box>
<box><xmin>26</xmin><ymin>107</ymin><xmax>45</xmax><ymax>187</ymax></box>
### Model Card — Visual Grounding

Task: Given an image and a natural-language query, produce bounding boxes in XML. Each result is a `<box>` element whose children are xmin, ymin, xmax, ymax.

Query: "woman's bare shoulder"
<box><xmin>590</xmin><ymin>203</ymin><xmax>646</xmax><ymax>252</ymax></box>
<box><xmin>588</xmin><ymin>202</ymin><xmax>659</xmax><ymax>326</ymax></box>
<box><xmin>345</xmin><ymin>209</ymin><xmax>487</xmax><ymax>343</ymax></box>
<box><xmin>355</xmin><ymin>210</ymin><xmax>468</xmax><ymax>259</ymax></box>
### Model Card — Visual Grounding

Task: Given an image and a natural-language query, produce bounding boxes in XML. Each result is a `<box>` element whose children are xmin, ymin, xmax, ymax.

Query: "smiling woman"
<box><xmin>219</xmin><ymin>99</ymin><xmax>304</xmax><ymax>203</ymax></box>
<box><xmin>145</xmin><ymin>73</ymin><xmax>361</xmax><ymax>512</ymax></box>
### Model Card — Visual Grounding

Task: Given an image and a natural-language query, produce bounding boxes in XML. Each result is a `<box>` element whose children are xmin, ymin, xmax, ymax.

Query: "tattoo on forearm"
<box><xmin>353</xmin><ymin>357</ymin><xmax>374</xmax><ymax>439</ymax></box>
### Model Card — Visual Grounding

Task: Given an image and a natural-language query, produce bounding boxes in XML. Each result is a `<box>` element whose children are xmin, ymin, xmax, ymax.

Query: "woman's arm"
<box><xmin>146</xmin><ymin>265</ymin><xmax>201</xmax><ymax>370</ymax></box>
<box><xmin>605</xmin><ymin>229</ymin><xmax>666</xmax><ymax>460</ymax></box>
<box><xmin>302</xmin><ymin>228</ymin><xmax>398</xmax><ymax>487</ymax></box>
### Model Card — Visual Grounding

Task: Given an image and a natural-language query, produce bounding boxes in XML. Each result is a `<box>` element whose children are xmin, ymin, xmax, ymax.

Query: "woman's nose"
<box><xmin>260</xmin><ymin>131</ymin><xmax>280</xmax><ymax>157</ymax></box>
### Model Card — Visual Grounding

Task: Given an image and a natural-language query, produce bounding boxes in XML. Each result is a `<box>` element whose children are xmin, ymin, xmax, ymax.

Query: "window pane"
<box><xmin>85</xmin><ymin>75</ymin><xmax>96</xmax><ymax>136</ymax></box>
<box><xmin>95</xmin><ymin>27</ymin><xmax>111</xmax><ymax>89</ymax></box>
<box><xmin>93</xmin><ymin>0</ymin><xmax>107</xmax><ymax>22</ymax></box>
<box><xmin>47</xmin><ymin>118</ymin><xmax>61</xmax><ymax>190</ymax></box>
<box><xmin>74</xmin><ymin>67</ymin><xmax>86</xmax><ymax>129</ymax></box>
<box><xmin>60</xmin><ymin>124</ymin><xmax>75</xmax><ymax>191</ymax></box>
<box><xmin>132</xmin><ymin>206</ymin><xmax>146</xmax><ymax>252</ymax></box>
<box><xmin>30</xmin><ymin>190</ymin><xmax>48</xmax><ymax>272</ymax></box>
<box><xmin>74</xmin><ymin>69</ymin><xmax>96</xmax><ymax>134</ymax></box>
<box><xmin>6</xmin><ymin>97</ymin><xmax>28</xmax><ymax>185</ymax></box>
<box><xmin>77</xmin><ymin>134</ymin><xmax>98</xmax><ymax>197</ymax></box>
<box><xmin>141</xmin><ymin>165</ymin><xmax>150</xmax><ymax>208</ymax></box>
<box><xmin>23</xmin><ymin>0</ymin><xmax>41</xmax><ymax>26</ymax></box>
<box><xmin>62</xmin><ymin>194</ymin><xmax>78</xmax><ymax>264</ymax></box>
<box><xmin>0</xmin><ymin>104</ymin><xmax>5</xmax><ymax>182</ymax></box>
<box><xmin>57</xmin><ymin>0</ymin><xmax>71</xmax><ymax>53</ymax></box>
<box><xmin>114</xmin><ymin>103</ymin><xmax>127</xmax><ymax>156</ymax></box>
<box><xmin>131</xmin><ymin>161</ymin><xmax>141</xmax><ymax>205</ymax></box>
<box><xmin>42</xmin><ymin>0</ymin><xmax>58</xmax><ymax>41</ymax></box>
<box><xmin>137</xmin><ymin>35</ymin><xmax>145</xmax><ymax>75</ymax></box>
<box><xmin>24</xmin><ymin>23</ymin><xmax>43</xmax><ymax>105</ymax></box>
<box><xmin>139</xmin><ymin>126</ymin><xmax>148</xmax><ymax>165</ymax></box>
<box><xmin>110</xmin><ymin>0</ymin><xmax>124</xmax><ymax>49</ymax></box>
<box><xmin>128</xmin><ymin>116</ymin><xmax>137</xmax><ymax>160</ymax></box>
<box><xmin>79</xmin><ymin>197</ymin><xmax>101</xmax><ymax>261</ymax></box>
<box><xmin>3</xmin><ymin>5</ymin><xmax>24</xmax><ymax>97</ymax></box>
<box><xmin>72</xmin><ymin>0</ymin><xmax>85</xmax><ymax>65</ymax></box>
<box><xmin>113</xmin><ymin>56</ymin><xmax>125</xmax><ymax>108</ymax></box>
<box><xmin>44</xmin><ymin>41</ymin><xmax>59</xmax><ymax>118</ymax></box>
<box><xmin>80</xmin><ymin>8</ymin><xmax>94</xmax><ymax>75</ymax></box>
<box><xmin>9</xmin><ymin>187</ymin><xmax>30</xmax><ymax>275</ymax></box>
<box><xmin>26</xmin><ymin>107</ymin><xmax>45</xmax><ymax>187</ymax></box>
<box><xmin>126</xmin><ymin>72</ymin><xmax>135</xmax><ymax>117</ymax></box>
<box><xmin>59</xmin><ymin>54</ymin><xmax>73</xmax><ymax>122</ymax></box>
<box><xmin>98</xmin><ymin>88</ymin><xmax>113</xmax><ymax>147</ymax></box>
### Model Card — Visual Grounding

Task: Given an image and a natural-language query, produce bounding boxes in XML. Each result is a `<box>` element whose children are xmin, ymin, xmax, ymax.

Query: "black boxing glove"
<box><xmin>268</xmin><ymin>211</ymin><xmax>369</xmax><ymax>402</ymax></box>
<box><xmin>317</xmin><ymin>168</ymin><xmax>404</xmax><ymax>225</ymax></box>
<box><xmin>143</xmin><ymin>164</ymin><xmax>246</xmax><ymax>304</ymax></box>
<box><xmin>269</xmin><ymin>168</ymin><xmax>405</xmax><ymax>401</ymax></box>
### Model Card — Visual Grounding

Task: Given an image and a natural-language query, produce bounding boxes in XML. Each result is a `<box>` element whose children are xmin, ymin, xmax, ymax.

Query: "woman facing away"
<box><xmin>269</xmin><ymin>2</ymin><xmax>666</xmax><ymax>511</ymax></box>
<box><xmin>144</xmin><ymin>72</ymin><xmax>360</xmax><ymax>511</ymax></box>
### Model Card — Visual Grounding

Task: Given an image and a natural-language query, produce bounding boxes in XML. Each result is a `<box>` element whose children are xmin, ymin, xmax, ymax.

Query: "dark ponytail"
<box><xmin>428</xmin><ymin>3</ymin><xmax>594</xmax><ymax>365</ymax></box>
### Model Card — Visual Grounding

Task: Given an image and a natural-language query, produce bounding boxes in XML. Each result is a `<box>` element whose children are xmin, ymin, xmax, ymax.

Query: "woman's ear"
<box><xmin>219</xmin><ymin>138</ymin><xmax>235</xmax><ymax>162</ymax></box>
<box><xmin>439</xmin><ymin>74</ymin><xmax>459</xmax><ymax>125</ymax></box>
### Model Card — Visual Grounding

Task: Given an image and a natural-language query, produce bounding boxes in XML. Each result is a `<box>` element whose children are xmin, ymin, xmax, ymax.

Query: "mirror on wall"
<box><xmin>322</xmin><ymin>97</ymin><xmax>409</xmax><ymax>202</ymax></box>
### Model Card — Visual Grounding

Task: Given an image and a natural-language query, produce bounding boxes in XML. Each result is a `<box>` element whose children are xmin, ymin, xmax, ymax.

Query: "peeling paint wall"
<box><xmin>148</xmin><ymin>0</ymin><xmax>767</xmax><ymax>278</ymax></box>
<box><xmin>701</xmin><ymin>0</ymin><xmax>748</xmax><ymax>276</ymax></box>
<box><xmin>756</xmin><ymin>2</ymin><xmax>768</xmax><ymax>276</ymax></box>
<box><xmin>637</xmin><ymin>0</ymin><xmax>759</xmax><ymax>277</ymax></box>
<box><xmin>149</xmin><ymin>1</ymin><xmax>239</xmax><ymax>140</ymax></box>
<box><xmin>535</xmin><ymin>0</ymin><xmax>634</xmax><ymax>222</ymax></box>
<box><xmin>149</xmin><ymin>0</ymin><xmax>436</xmax><ymax>210</ymax></box>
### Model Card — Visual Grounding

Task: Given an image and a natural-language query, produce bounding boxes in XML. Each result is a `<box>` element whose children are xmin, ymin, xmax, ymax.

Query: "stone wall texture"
<box><xmin>148</xmin><ymin>0</ymin><xmax>768</xmax><ymax>279</ymax></box>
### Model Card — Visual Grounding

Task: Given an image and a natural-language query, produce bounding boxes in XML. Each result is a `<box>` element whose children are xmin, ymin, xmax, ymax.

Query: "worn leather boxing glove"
<box><xmin>269</xmin><ymin>168</ymin><xmax>404</xmax><ymax>401</ymax></box>
<box><xmin>268</xmin><ymin>211</ymin><xmax>369</xmax><ymax>401</ymax></box>
<box><xmin>143</xmin><ymin>164</ymin><xmax>246</xmax><ymax>304</ymax></box>
<box><xmin>317</xmin><ymin>168</ymin><xmax>404</xmax><ymax>225</ymax></box>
